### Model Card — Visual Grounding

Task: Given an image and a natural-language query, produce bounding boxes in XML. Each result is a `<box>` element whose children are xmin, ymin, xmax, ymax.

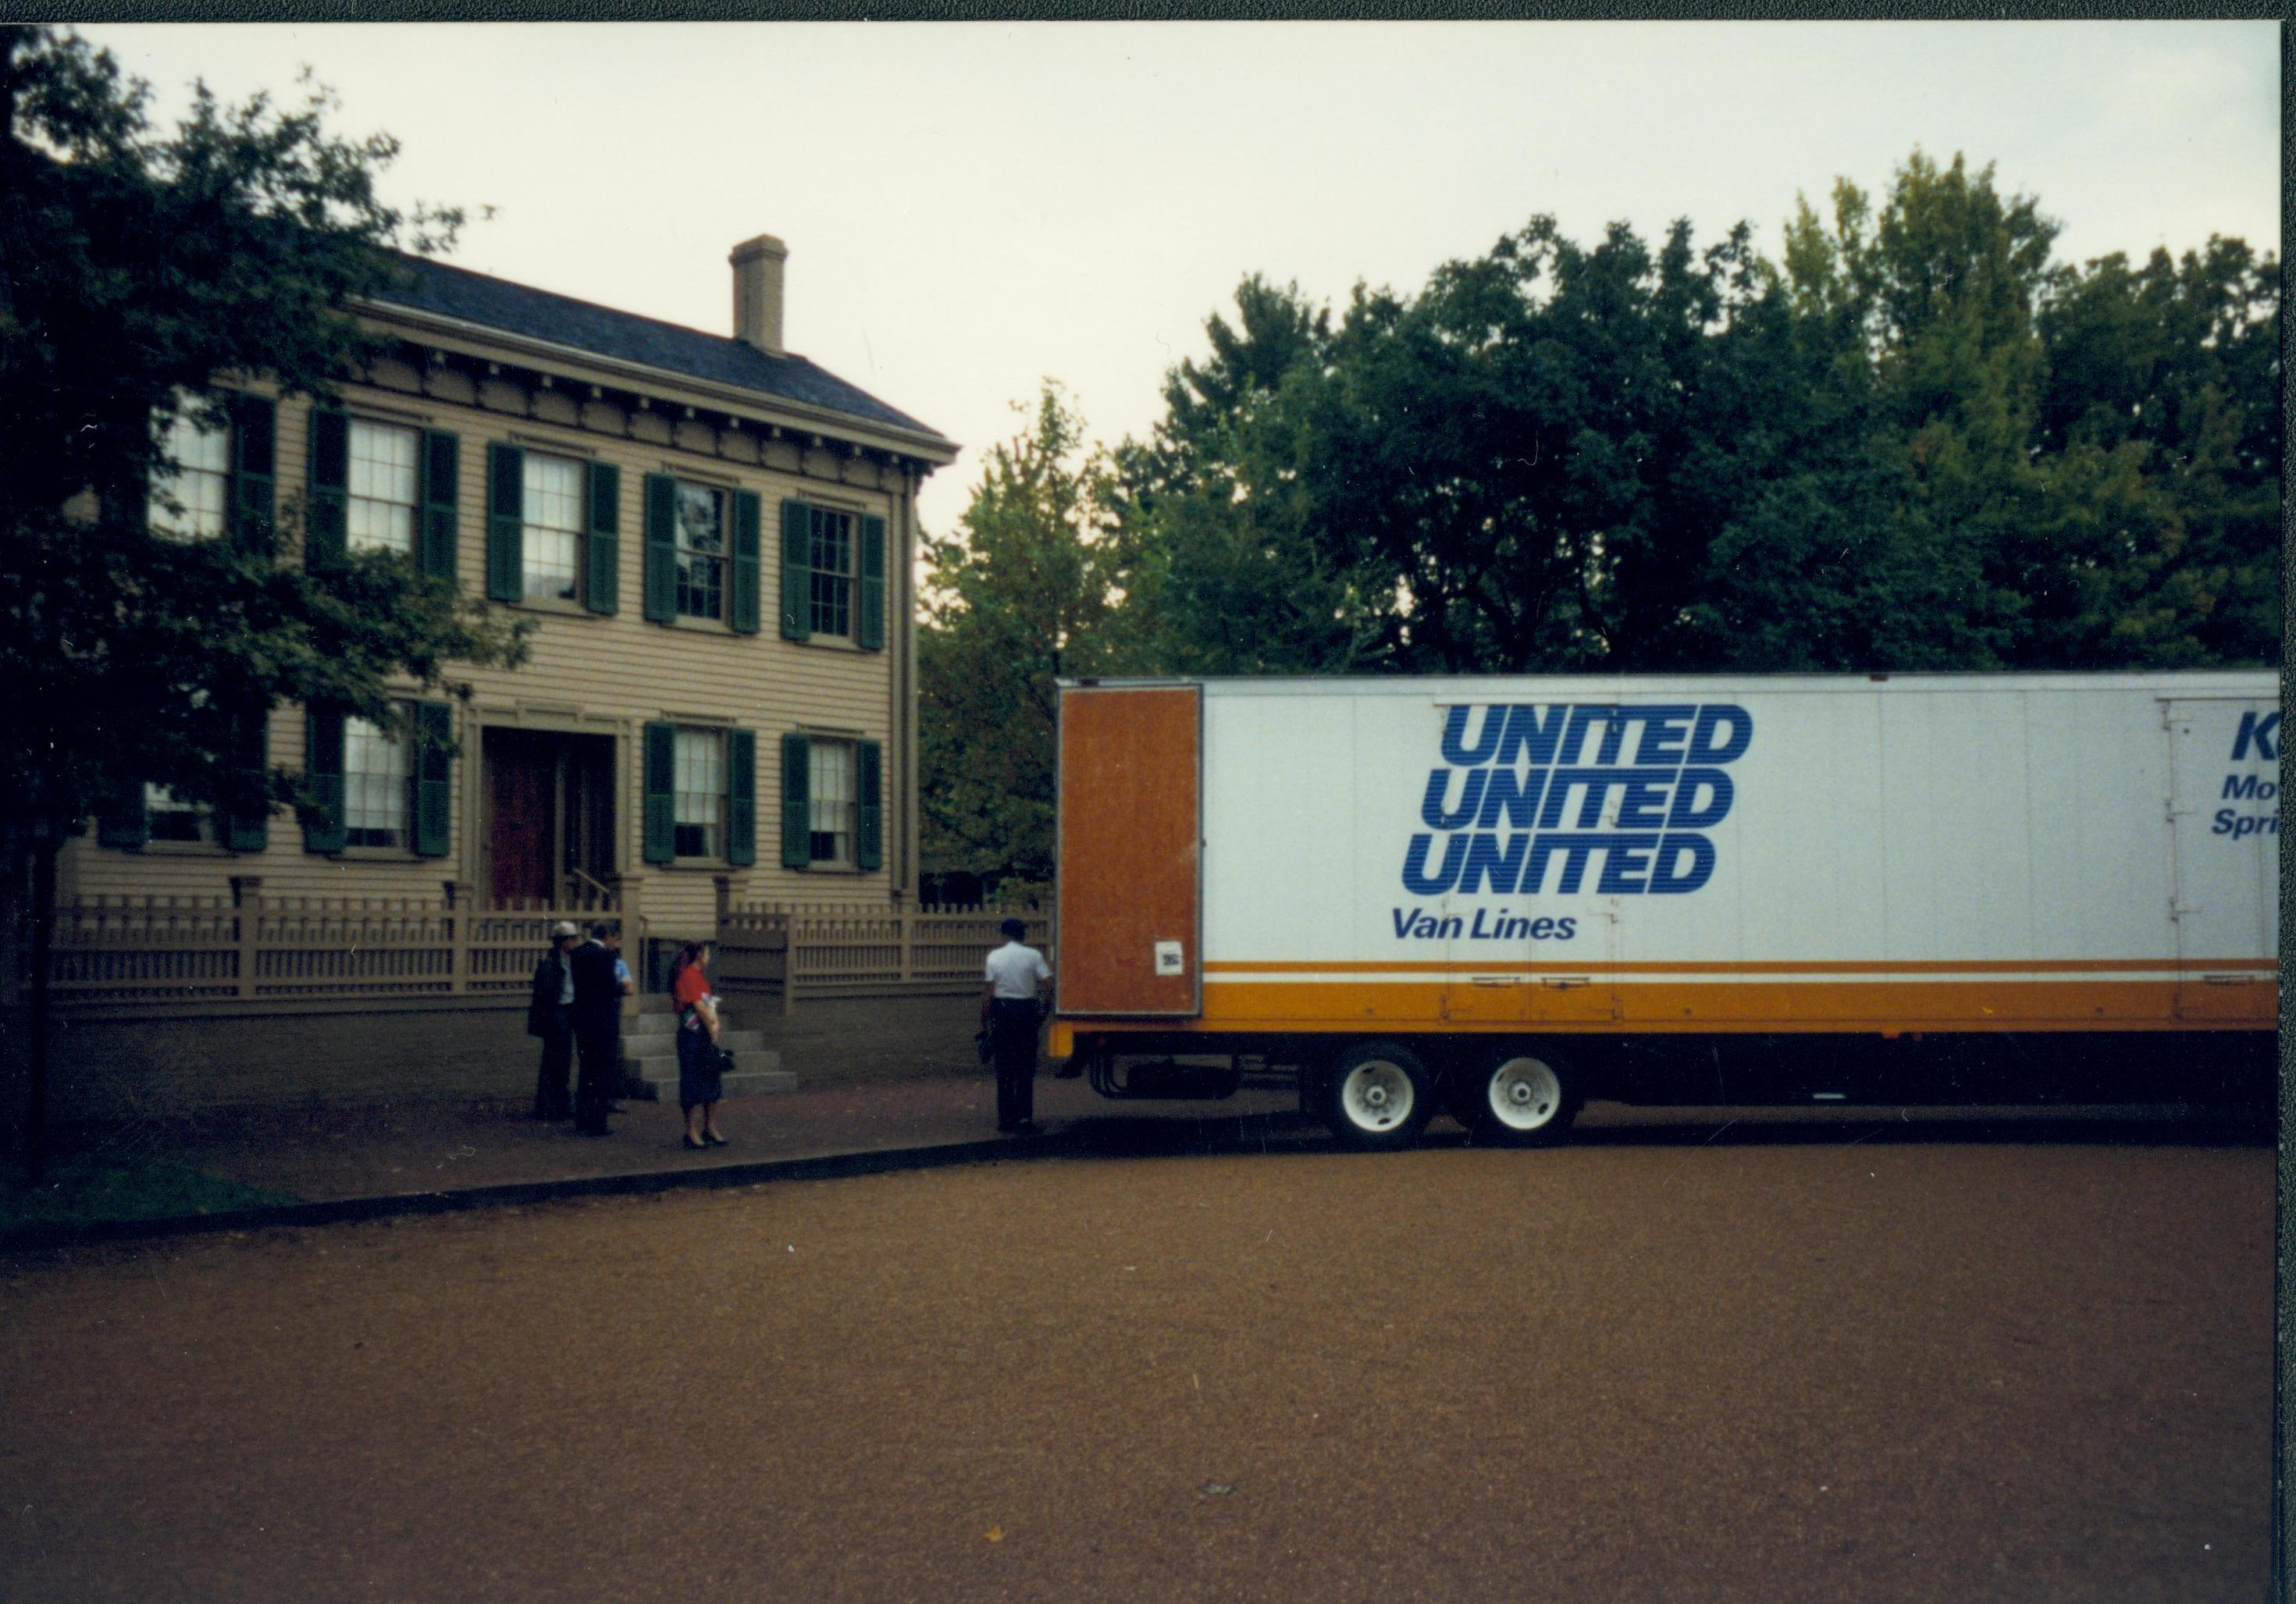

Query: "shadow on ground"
<box><xmin>1045</xmin><ymin>1101</ymin><xmax>2273</xmax><ymax>1162</ymax></box>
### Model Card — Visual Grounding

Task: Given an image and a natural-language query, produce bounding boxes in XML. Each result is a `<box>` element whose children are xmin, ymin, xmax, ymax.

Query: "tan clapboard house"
<box><xmin>63</xmin><ymin>234</ymin><xmax>956</xmax><ymax>947</ymax></box>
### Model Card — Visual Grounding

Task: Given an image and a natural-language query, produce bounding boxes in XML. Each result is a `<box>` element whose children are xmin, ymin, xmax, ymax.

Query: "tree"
<box><xmin>1116</xmin><ymin>149</ymin><xmax>2277</xmax><ymax>681</ymax></box>
<box><xmin>0</xmin><ymin>27</ymin><xmax>530</xmax><ymax>1176</ymax></box>
<box><xmin>1109</xmin><ymin>276</ymin><xmax>1383</xmax><ymax>675</ymax></box>
<box><xmin>918</xmin><ymin>384</ymin><xmax>1125</xmax><ymax>894</ymax></box>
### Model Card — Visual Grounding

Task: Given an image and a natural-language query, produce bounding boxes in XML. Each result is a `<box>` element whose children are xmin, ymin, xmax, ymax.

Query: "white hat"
<box><xmin>549</xmin><ymin>920</ymin><xmax>580</xmax><ymax>939</ymax></box>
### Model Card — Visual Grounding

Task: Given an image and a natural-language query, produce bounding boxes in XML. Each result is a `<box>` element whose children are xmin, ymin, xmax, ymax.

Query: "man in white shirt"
<box><xmin>981</xmin><ymin>917</ymin><xmax>1053</xmax><ymax>1135</ymax></box>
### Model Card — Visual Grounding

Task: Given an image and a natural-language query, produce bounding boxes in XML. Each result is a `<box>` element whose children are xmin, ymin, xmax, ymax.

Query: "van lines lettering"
<box><xmin>2216</xmin><ymin>710</ymin><xmax>2280</xmax><ymax>839</ymax></box>
<box><xmin>1399</xmin><ymin>703</ymin><xmax>1753</xmax><ymax>902</ymax></box>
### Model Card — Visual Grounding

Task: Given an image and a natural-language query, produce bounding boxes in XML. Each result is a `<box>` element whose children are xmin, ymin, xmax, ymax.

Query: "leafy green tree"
<box><xmin>2036</xmin><ymin>236</ymin><xmax>2280</xmax><ymax>663</ymax></box>
<box><xmin>918</xmin><ymin>384</ymin><xmax>1125</xmax><ymax>894</ymax></box>
<box><xmin>1111</xmin><ymin>150</ymin><xmax>2276</xmax><ymax>682</ymax></box>
<box><xmin>0</xmin><ymin>27</ymin><xmax>529</xmax><ymax>1174</ymax></box>
<box><xmin>1109</xmin><ymin>277</ymin><xmax>1383</xmax><ymax>675</ymax></box>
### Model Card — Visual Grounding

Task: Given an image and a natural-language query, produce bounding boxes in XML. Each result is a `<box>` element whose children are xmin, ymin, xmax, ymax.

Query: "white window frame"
<box><xmin>143</xmin><ymin>782</ymin><xmax>208</xmax><ymax>843</ymax></box>
<box><xmin>807</xmin><ymin>737</ymin><xmax>857</xmax><ymax>869</ymax></box>
<box><xmin>673</xmin><ymin>482</ymin><xmax>727</xmax><ymax>622</ymax></box>
<box><xmin>521</xmin><ymin>452</ymin><xmax>585</xmax><ymax>603</ymax></box>
<box><xmin>344</xmin><ymin>708</ymin><xmax>415</xmax><ymax>851</ymax></box>
<box><xmin>346</xmin><ymin>417</ymin><xmax>420</xmax><ymax>558</ymax></box>
<box><xmin>672</xmin><ymin>726</ymin><xmax>726</xmax><ymax>862</ymax></box>
<box><xmin>808</xmin><ymin>505</ymin><xmax>856</xmax><ymax>639</ymax></box>
<box><xmin>149</xmin><ymin>402</ymin><xmax>231</xmax><ymax>541</ymax></box>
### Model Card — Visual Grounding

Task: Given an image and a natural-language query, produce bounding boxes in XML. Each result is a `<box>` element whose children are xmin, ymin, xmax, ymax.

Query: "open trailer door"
<box><xmin>1055</xmin><ymin>683</ymin><xmax>1201</xmax><ymax>1018</ymax></box>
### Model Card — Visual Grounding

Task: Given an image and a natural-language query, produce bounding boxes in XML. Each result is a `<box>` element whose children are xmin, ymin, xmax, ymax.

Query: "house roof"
<box><xmin>370</xmin><ymin>253</ymin><xmax>951</xmax><ymax>448</ymax></box>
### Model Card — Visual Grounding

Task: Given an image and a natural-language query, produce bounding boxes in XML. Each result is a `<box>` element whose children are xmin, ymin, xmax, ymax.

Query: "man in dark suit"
<box><xmin>568</xmin><ymin>922</ymin><xmax>624</xmax><ymax>1136</ymax></box>
<box><xmin>526</xmin><ymin>921</ymin><xmax>579</xmax><ymax>1121</ymax></box>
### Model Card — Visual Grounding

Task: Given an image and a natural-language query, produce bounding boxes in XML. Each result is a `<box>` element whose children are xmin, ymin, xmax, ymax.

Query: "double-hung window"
<box><xmin>486</xmin><ymin>443</ymin><xmax>617</xmax><ymax>614</ymax></box>
<box><xmin>672</xmin><ymin>727</ymin><xmax>725</xmax><ymax>859</ymax></box>
<box><xmin>807</xmin><ymin>507</ymin><xmax>855</xmax><ymax>638</ymax></box>
<box><xmin>347</xmin><ymin>419</ymin><xmax>422</xmax><ymax>558</ymax></box>
<box><xmin>309</xmin><ymin>408</ymin><xmax>455</xmax><ymax>581</ymax></box>
<box><xmin>522</xmin><ymin>453</ymin><xmax>584</xmax><ymax>602</ymax></box>
<box><xmin>302</xmin><ymin>702</ymin><xmax>450</xmax><ymax>858</ymax></box>
<box><xmin>143</xmin><ymin>783</ymin><xmax>207</xmax><ymax>842</ymax></box>
<box><xmin>779</xmin><ymin>498</ymin><xmax>884</xmax><ymax>649</ymax></box>
<box><xmin>675</xmin><ymin>484</ymin><xmax>727</xmax><ymax>621</ymax></box>
<box><xmin>643</xmin><ymin>475</ymin><xmax>757</xmax><ymax>632</ymax></box>
<box><xmin>344</xmin><ymin>710</ymin><xmax>415</xmax><ymax>849</ymax></box>
<box><xmin>641</xmin><ymin>722</ymin><xmax>756</xmax><ymax>866</ymax></box>
<box><xmin>778</xmin><ymin>732</ymin><xmax>881</xmax><ymax>873</ymax></box>
<box><xmin>149</xmin><ymin>407</ymin><xmax>230</xmax><ymax>540</ymax></box>
<box><xmin>806</xmin><ymin>738</ymin><xmax>856</xmax><ymax>867</ymax></box>
<box><xmin>148</xmin><ymin>392</ymin><xmax>274</xmax><ymax>547</ymax></box>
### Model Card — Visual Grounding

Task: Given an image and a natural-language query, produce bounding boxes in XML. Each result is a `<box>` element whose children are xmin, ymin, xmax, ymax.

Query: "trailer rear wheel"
<box><xmin>1322</xmin><ymin>1040</ymin><xmax>1435</xmax><ymax>1151</ymax></box>
<box><xmin>1465</xmin><ymin>1047</ymin><xmax>1579</xmax><ymax>1146</ymax></box>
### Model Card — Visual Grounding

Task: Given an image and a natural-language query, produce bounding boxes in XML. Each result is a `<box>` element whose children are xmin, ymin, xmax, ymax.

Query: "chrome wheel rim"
<box><xmin>1486</xmin><ymin>1058</ymin><xmax>1563</xmax><ymax>1132</ymax></box>
<box><xmin>1339</xmin><ymin>1060</ymin><xmax>1415</xmax><ymax>1133</ymax></box>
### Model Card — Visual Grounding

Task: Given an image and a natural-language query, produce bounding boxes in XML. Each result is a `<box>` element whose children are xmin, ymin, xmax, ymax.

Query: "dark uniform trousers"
<box><xmin>532</xmin><ymin>1007</ymin><xmax>574</xmax><ymax>1121</ymax></box>
<box><xmin>567</xmin><ymin>941</ymin><xmax>623</xmax><ymax>1135</ymax></box>
<box><xmin>991</xmin><ymin>998</ymin><xmax>1042</xmax><ymax>1130</ymax></box>
<box><xmin>572</xmin><ymin>1026</ymin><xmax>618</xmax><ymax>1133</ymax></box>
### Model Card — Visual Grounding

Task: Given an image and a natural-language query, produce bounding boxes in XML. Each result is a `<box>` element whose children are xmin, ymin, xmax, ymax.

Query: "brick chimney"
<box><xmin>730</xmin><ymin>233</ymin><xmax>788</xmax><ymax>355</ymax></box>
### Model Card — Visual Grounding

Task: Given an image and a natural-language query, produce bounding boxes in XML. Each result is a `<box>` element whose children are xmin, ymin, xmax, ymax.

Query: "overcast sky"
<box><xmin>81</xmin><ymin>21</ymin><xmax>2283</xmax><ymax>537</ymax></box>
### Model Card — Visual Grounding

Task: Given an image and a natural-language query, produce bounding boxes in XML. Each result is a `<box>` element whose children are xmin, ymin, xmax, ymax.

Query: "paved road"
<box><xmin>0</xmin><ymin>1122</ymin><xmax>2269</xmax><ymax>1602</ymax></box>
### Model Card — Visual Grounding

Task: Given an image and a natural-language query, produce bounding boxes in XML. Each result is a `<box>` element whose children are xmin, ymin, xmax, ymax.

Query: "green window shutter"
<box><xmin>302</xmin><ymin>706</ymin><xmax>346</xmax><ymax>854</ymax></box>
<box><xmin>730</xmin><ymin>489</ymin><xmax>762</xmax><ymax>635</ymax></box>
<box><xmin>779</xmin><ymin>499</ymin><xmax>812</xmax><ymax>640</ymax></box>
<box><xmin>643</xmin><ymin>474</ymin><xmax>678</xmax><ymax>624</ymax></box>
<box><xmin>856</xmin><ymin>739</ymin><xmax>883</xmax><ymax>871</ymax></box>
<box><xmin>227</xmin><ymin>394</ymin><xmax>276</xmax><ymax>551</ymax></box>
<box><xmin>726</xmin><ymin>727</ymin><xmax>756</xmax><ymax>866</ymax></box>
<box><xmin>224</xmin><ymin>705</ymin><xmax>271</xmax><ymax>853</ymax></box>
<box><xmin>642</xmin><ymin>721</ymin><xmax>676</xmax><ymax>865</ymax></box>
<box><xmin>856</xmin><ymin>514</ymin><xmax>887</xmax><ymax>651</ymax></box>
<box><xmin>98</xmin><ymin>778</ymin><xmax>148</xmax><ymax>852</ymax></box>
<box><xmin>419</xmin><ymin>430</ymin><xmax>459</xmax><ymax>581</ymax></box>
<box><xmin>585</xmin><ymin>461</ymin><xmax>620</xmax><ymax>615</ymax></box>
<box><xmin>305</xmin><ymin>407</ymin><xmax>348</xmax><ymax>571</ymax></box>
<box><xmin>781</xmin><ymin>732</ymin><xmax>810</xmax><ymax>868</ymax></box>
<box><xmin>412</xmin><ymin>700</ymin><xmax>452</xmax><ymax>858</ymax></box>
<box><xmin>486</xmin><ymin>443</ymin><xmax>525</xmax><ymax>603</ymax></box>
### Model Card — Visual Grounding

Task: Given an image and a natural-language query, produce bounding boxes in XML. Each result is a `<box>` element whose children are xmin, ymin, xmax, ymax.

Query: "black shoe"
<box><xmin>1005</xmin><ymin>1120</ymin><xmax>1043</xmax><ymax>1137</ymax></box>
<box><xmin>576</xmin><ymin>1124</ymin><xmax>611</xmax><ymax>1137</ymax></box>
<box><xmin>682</xmin><ymin>1134</ymin><xmax>707</xmax><ymax>1151</ymax></box>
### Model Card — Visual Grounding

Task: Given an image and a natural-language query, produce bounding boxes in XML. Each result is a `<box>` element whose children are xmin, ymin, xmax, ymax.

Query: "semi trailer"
<box><xmin>1048</xmin><ymin>672</ymin><xmax>2279</xmax><ymax>1148</ymax></box>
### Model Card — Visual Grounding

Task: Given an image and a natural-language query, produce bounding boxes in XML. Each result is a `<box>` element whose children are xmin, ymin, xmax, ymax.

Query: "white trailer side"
<box><xmin>1053</xmin><ymin>672</ymin><xmax>2277</xmax><ymax>1146</ymax></box>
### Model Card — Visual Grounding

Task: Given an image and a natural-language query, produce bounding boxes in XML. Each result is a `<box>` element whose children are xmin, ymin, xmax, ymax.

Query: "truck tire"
<box><xmin>1322</xmin><ymin>1040</ymin><xmax>1436</xmax><ymax>1151</ymax></box>
<box><xmin>1464</xmin><ymin>1047</ymin><xmax>1579</xmax><ymax>1147</ymax></box>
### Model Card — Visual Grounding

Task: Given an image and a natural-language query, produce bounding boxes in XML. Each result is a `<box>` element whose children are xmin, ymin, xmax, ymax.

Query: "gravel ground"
<box><xmin>0</xmin><ymin>1129</ymin><xmax>2269</xmax><ymax>1603</ymax></box>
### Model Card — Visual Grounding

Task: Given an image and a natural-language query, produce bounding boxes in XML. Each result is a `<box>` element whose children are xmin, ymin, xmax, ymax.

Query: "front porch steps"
<box><xmin>619</xmin><ymin>994</ymin><xmax>796</xmax><ymax>1101</ymax></box>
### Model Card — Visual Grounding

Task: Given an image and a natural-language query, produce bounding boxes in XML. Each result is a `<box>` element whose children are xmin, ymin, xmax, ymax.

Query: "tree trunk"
<box><xmin>20</xmin><ymin>830</ymin><xmax>55</xmax><ymax>1183</ymax></box>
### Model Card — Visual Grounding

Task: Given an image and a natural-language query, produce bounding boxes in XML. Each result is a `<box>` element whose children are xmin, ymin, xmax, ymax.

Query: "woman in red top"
<box><xmin>668</xmin><ymin>941</ymin><xmax>727</xmax><ymax>1149</ymax></box>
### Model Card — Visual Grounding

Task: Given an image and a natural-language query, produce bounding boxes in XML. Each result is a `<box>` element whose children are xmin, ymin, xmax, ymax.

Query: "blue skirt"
<box><xmin>676</xmin><ymin>1021</ymin><xmax>723</xmax><ymax>1109</ymax></box>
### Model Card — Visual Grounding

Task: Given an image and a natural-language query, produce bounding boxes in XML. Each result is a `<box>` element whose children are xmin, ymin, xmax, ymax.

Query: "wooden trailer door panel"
<box><xmin>1056</xmin><ymin>685</ymin><xmax>1201</xmax><ymax>1017</ymax></box>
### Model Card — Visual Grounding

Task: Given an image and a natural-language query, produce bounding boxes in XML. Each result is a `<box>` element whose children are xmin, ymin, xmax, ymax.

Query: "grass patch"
<box><xmin>2</xmin><ymin>1152</ymin><xmax>301</xmax><ymax>1232</ymax></box>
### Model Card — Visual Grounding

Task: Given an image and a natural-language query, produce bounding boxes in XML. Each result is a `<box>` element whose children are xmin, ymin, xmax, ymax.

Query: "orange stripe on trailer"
<box><xmin>1059</xmin><ymin>977</ymin><xmax>2273</xmax><ymax>1036</ymax></box>
<box><xmin>1200</xmin><ymin>958</ymin><xmax>2276</xmax><ymax>976</ymax></box>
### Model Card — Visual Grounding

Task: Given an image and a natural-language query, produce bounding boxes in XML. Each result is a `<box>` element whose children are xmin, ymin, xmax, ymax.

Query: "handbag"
<box><xmin>709</xmin><ymin>1042</ymin><xmax>738</xmax><ymax>1075</ymax></box>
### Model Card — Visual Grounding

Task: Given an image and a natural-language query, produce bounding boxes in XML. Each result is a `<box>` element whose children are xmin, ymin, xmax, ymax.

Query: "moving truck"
<box><xmin>1050</xmin><ymin>672</ymin><xmax>2279</xmax><ymax>1148</ymax></box>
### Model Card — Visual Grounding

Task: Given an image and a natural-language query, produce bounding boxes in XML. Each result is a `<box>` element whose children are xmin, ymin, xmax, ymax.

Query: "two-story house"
<box><xmin>62</xmin><ymin>233</ymin><xmax>957</xmax><ymax>954</ymax></box>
